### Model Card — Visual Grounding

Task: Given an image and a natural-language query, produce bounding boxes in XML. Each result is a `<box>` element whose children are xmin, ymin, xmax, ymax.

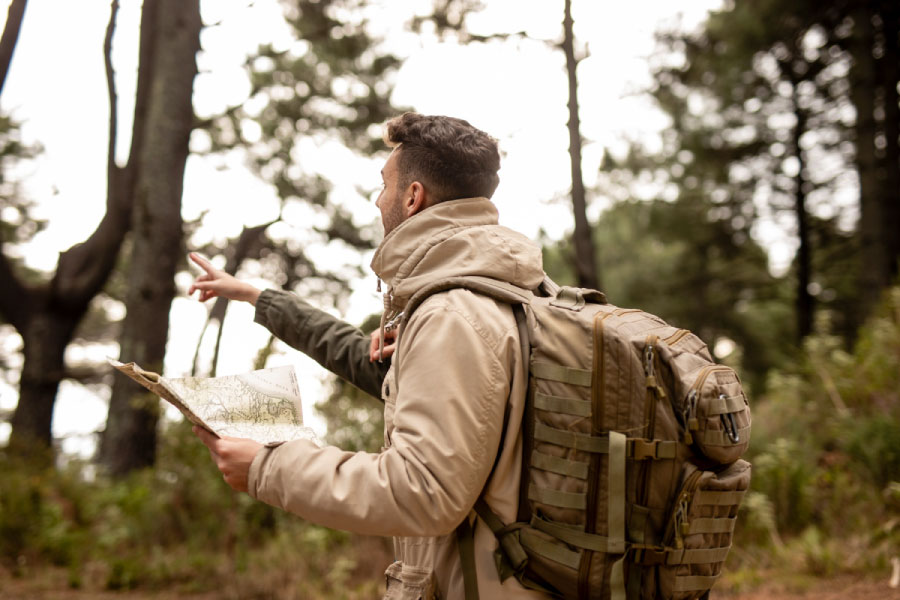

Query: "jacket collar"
<box><xmin>371</xmin><ymin>197</ymin><xmax>498</xmax><ymax>288</ymax></box>
<box><xmin>370</xmin><ymin>196</ymin><xmax>544</xmax><ymax>309</ymax></box>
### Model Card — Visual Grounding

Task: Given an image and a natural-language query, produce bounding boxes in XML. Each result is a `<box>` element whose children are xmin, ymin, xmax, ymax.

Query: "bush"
<box><xmin>0</xmin><ymin>419</ymin><xmax>392</xmax><ymax>596</ymax></box>
<box><xmin>730</xmin><ymin>286</ymin><xmax>900</xmax><ymax>576</ymax></box>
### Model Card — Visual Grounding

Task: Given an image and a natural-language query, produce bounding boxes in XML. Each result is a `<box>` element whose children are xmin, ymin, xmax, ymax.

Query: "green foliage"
<box><xmin>845</xmin><ymin>417</ymin><xmax>900</xmax><ymax>489</ymax></box>
<box><xmin>0</xmin><ymin>419</ymin><xmax>390</xmax><ymax>596</ymax></box>
<box><xmin>547</xmin><ymin>197</ymin><xmax>793</xmax><ymax>392</ymax></box>
<box><xmin>0</xmin><ymin>458</ymin><xmax>82</xmax><ymax>570</ymax></box>
<box><xmin>730</xmin><ymin>286</ymin><xmax>900</xmax><ymax>577</ymax></box>
<box><xmin>189</xmin><ymin>0</ymin><xmax>410</xmax><ymax>326</ymax></box>
<box><xmin>749</xmin><ymin>438</ymin><xmax>816</xmax><ymax>533</ymax></box>
<box><xmin>0</xmin><ymin>112</ymin><xmax>47</xmax><ymax>299</ymax></box>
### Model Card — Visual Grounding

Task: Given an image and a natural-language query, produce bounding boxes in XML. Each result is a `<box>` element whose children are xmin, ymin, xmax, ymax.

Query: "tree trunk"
<box><xmin>101</xmin><ymin>0</ymin><xmax>201</xmax><ymax>477</ymax></box>
<box><xmin>562</xmin><ymin>0</ymin><xmax>599</xmax><ymax>290</ymax></box>
<box><xmin>849</xmin><ymin>4</ymin><xmax>884</xmax><ymax>322</ymax></box>
<box><xmin>1</xmin><ymin>1</ymin><xmax>135</xmax><ymax>456</ymax></box>
<box><xmin>791</xmin><ymin>72</ymin><xmax>813</xmax><ymax>340</ymax></box>
<box><xmin>0</xmin><ymin>0</ymin><xmax>27</xmax><ymax>97</ymax></box>
<box><xmin>7</xmin><ymin>307</ymin><xmax>78</xmax><ymax>461</ymax></box>
<box><xmin>878</xmin><ymin>0</ymin><xmax>900</xmax><ymax>287</ymax></box>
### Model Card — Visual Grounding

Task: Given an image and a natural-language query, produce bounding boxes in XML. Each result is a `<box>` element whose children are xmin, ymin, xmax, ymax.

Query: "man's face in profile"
<box><xmin>376</xmin><ymin>149</ymin><xmax>406</xmax><ymax>236</ymax></box>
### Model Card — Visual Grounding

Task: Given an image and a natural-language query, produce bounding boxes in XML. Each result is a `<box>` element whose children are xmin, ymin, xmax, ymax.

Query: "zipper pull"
<box><xmin>376</xmin><ymin>278</ymin><xmax>382</xmax><ymax>293</ymax></box>
<box><xmin>683</xmin><ymin>389</ymin><xmax>697</xmax><ymax>445</ymax></box>
<box><xmin>678</xmin><ymin>496</ymin><xmax>691</xmax><ymax>539</ymax></box>
<box><xmin>673</xmin><ymin>498</ymin><xmax>688</xmax><ymax>549</ymax></box>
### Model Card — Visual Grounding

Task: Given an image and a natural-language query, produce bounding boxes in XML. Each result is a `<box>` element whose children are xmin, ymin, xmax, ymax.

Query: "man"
<box><xmin>189</xmin><ymin>112</ymin><xmax>548</xmax><ymax>599</ymax></box>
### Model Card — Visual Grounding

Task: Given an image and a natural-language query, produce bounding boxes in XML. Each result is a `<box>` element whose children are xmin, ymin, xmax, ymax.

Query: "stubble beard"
<box><xmin>382</xmin><ymin>192</ymin><xmax>406</xmax><ymax>237</ymax></box>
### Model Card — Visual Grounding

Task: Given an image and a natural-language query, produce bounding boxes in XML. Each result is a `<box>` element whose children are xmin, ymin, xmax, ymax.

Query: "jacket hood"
<box><xmin>370</xmin><ymin>197</ymin><xmax>544</xmax><ymax>306</ymax></box>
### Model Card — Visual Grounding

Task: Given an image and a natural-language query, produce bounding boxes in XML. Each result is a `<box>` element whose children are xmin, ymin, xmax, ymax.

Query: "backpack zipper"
<box><xmin>682</xmin><ymin>366</ymin><xmax>731</xmax><ymax>444</ymax></box>
<box><xmin>579</xmin><ymin>310</ymin><xmax>613</xmax><ymax>598</ymax></box>
<box><xmin>637</xmin><ymin>336</ymin><xmax>665</xmax><ymax>507</ymax></box>
<box><xmin>643</xmin><ymin>337</ymin><xmax>667</xmax><ymax>437</ymax></box>
<box><xmin>664</xmin><ymin>468</ymin><xmax>704</xmax><ymax>549</ymax></box>
<box><xmin>663</xmin><ymin>328</ymin><xmax>690</xmax><ymax>346</ymax></box>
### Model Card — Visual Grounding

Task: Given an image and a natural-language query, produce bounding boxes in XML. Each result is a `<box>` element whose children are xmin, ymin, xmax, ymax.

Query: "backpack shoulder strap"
<box><xmin>402</xmin><ymin>275</ymin><xmax>534</xmax><ymax>325</ymax></box>
<box><xmin>396</xmin><ymin>276</ymin><xmax>537</xmax><ymax>600</ymax></box>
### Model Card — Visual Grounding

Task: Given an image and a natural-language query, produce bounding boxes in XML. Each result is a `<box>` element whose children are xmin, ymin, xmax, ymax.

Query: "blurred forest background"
<box><xmin>1</xmin><ymin>0</ymin><xmax>899</xmax><ymax>597</ymax></box>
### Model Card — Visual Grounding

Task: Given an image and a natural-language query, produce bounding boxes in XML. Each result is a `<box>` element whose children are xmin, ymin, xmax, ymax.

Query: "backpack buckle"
<box><xmin>630</xmin><ymin>439</ymin><xmax>676</xmax><ymax>460</ymax></box>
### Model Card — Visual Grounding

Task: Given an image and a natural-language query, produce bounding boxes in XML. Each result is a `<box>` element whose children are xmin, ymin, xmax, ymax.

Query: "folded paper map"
<box><xmin>109</xmin><ymin>359</ymin><xmax>320</xmax><ymax>446</ymax></box>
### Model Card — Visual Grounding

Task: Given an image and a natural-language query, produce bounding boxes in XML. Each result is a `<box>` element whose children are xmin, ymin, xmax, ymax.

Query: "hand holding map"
<box><xmin>109</xmin><ymin>359</ymin><xmax>321</xmax><ymax>446</ymax></box>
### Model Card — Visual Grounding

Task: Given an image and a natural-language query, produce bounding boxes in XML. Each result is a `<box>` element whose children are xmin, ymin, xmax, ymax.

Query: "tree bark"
<box><xmin>790</xmin><ymin>63</ymin><xmax>813</xmax><ymax>340</ymax></box>
<box><xmin>0</xmin><ymin>0</ymin><xmax>27</xmax><ymax>96</ymax></box>
<box><xmin>2</xmin><ymin>1</ymin><xmax>136</xmax><ymax>456</ymax></box>
<box><xmin>8</xmin><ymin>307</ymin><xmax>78</xmax><ymax>456</ymax></box>
<box><xmin>101</xmin><ymin>0</ymin><xmax>201</xmax><ymax>476</ymax></box>
<box><xmin>878</xmin><ymin>0</ymin><xmax>900</xmax><ymax>287</ymax></box>
<box><xmin>562</xmin><ymin>0</ymin><xmax>599</xmax><ymax>290</ymax></box>
<box><xmin>849</xmin><ymin>3</ymin><xmax>884</xmax><ymax>321</ymax></box>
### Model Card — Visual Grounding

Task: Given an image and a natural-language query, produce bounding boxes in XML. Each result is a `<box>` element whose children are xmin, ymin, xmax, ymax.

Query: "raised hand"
<box><xmin>188</xmin><ymin>252</ymin><xmax>261</xmax><ymax>305</ymax></box>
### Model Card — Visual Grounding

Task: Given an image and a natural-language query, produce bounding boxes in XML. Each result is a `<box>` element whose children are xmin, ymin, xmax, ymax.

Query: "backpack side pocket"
<box><xmin>682</xmin><ymin>367</ymin><xmax>751</xmax><ymax>464</ymax></box>
<box><xmin>653</xmin><ymin>459</ymin><xmax>751</xmax><ymax>600</ymax></box>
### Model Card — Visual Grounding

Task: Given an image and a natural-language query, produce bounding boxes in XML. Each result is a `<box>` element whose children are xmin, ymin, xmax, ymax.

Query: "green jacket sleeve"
<box><xmin>253</xmin><ymin>288</ymin><xmax>388</xmax><ymax>400</ymax></box>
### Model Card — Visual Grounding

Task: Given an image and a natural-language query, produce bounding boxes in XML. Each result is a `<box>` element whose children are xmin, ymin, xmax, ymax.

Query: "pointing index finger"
<box><xmin>189</xmin><ymin>252</ymin><xmax>217</xmax><ymax>276</ymax></box>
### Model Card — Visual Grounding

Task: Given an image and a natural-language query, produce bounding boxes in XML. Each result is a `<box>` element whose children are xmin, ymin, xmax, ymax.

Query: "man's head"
<box><xmin>375</xmin><ymin>113</ymin><xmax>500</xmax><ymax>236</ymax></box>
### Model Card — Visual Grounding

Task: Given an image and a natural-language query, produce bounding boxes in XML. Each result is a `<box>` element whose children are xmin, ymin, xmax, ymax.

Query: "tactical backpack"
<box><xmin>402</xmin><ymin>275</ymin><xmax>752</xmax><ymax>600</ymax></box>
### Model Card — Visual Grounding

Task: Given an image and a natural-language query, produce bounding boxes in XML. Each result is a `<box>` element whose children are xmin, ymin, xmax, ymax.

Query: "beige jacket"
<box><xmin>248</xmin><ymin>197</ymin><xmax>549</xmax><ymax>599</ymax></box>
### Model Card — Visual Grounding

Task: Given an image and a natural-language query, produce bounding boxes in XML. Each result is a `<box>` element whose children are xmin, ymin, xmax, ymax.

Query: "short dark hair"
<box><xmin>383</xmin><ymin>112</ymin><xmax>501</xmax><ymax>203</ymax></box>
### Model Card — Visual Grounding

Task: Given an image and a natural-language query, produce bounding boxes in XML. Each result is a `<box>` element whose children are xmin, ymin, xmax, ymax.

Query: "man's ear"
<box><xmin>404</xmin><ymin>181</ymin><xmax>429</xmax><ymax>218</ymax></box>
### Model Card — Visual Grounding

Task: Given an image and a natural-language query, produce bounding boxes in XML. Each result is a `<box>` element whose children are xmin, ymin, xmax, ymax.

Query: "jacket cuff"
<box><xmin>253</xmin><ymin>288</ymin><xmax>278</xmax><ymax>329</ymax></box>
<box><xmin>247</xmin><ymin>444</ymin><xmax>275</xmax><ymax>500</ymax></box>
<box><xmin>247</xmin><ymin>438</ymin><xmax>318</xmax><ymax>505</ymax></box>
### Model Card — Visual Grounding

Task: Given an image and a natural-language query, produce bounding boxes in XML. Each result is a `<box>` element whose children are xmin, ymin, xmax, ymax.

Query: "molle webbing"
<box><xmin>531</xmin><ymin>361</ymin><xmax>593</xmax><ymax>387</ymax></box>
<box><xmin>695</xmin><ymin>489</ymin><xmax>747</xmax><ymax>506</ymax></box>
<box><xmin>531</xmin><ymin>450</ymin><xmax>589</xmax><ymax>479</ymax></box>
<box><xmin>535</xmin><ymin>391</ymin><xmax>593</xmax><ymax>416</ymax></box>
<box><xmin>707</xmin><ymin>394</ymin><xmax>745</xmax><ymax>415</ymax></box>
<box><xmin>531</xmin><ymin>514</ymin><xmax>619</xmax><ymax>553</ymax></box>
<box><xmin>515</xmin><ymin>431</ymin><xmax>625</xmax><ymax>574</ymax></box>
<box><xmin>529</xmin><ymin>484</ymin><xmax>586</xmax><ymax>510</ymax></box>
<box><xmin>533</xmin><ymin>421</ymin><xmax>678</xmax><ymax>460</ymax></box>
<box><xmin>635</xmin><ymin>545</ymin><xmax>732</xmax><ymax>566</ymax></box>
<box><xmin>687</xmin><ymin>517</ymin><xmax>737</xmax><ymax>535</ymax></box>
<box><xmin>698</xmin><ymin>425</ymin><xmax>752</xmax><ymax>447</ymax></box>
<box><xmin>520</xmin><ymin>528</ymin><xmax>582</xmax><ymax>570</ymax></box>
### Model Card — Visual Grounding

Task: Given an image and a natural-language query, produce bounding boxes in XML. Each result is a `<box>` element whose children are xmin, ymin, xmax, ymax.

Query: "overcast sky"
<box><xmin>0</xmin><ymin>0</ymin><xmax>723</xmax><ymax>454</ymax></box>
